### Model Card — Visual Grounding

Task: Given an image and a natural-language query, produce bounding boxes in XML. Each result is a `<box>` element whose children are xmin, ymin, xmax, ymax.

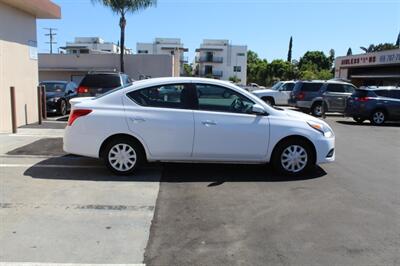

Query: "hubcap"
<box><xmin>108</xmin><ymin>144</ymin><xmax>137</xmax><ymax>172</ymax></box>
<box><xmin>373</xmin><ymin>112</ymin><xmax>384</xmax><ymax>124</ymax></box>
<box><xmin>281</xmin><ymin>145</ymin><xmax>308</xmax><ymax>173</ymax></box>
<box><xmin>313</xmin><ymin>105</ymin><xmax>322</xmax><ymax>116</ymax></box>
<box><xmin>61</xmin><ymin>101</ymin><xmax>66</xmax><ymax>115</ymax></box>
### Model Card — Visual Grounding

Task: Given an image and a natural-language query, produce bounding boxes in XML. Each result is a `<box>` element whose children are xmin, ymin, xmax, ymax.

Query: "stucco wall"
<box><xmin>38</xmin><ymin>53</ymin><xmax>175</xmax><ymax>82</ymax></box>
<box><xmin>0</xmin><ymin>2</ymin><xmax>39</xmax><ymax>133</ymax></box>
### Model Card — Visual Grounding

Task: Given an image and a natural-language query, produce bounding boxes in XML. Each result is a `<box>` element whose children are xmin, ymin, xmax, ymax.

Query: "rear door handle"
<box><xmin>202</xmin><ymin>120</ymin><xmax>217</xmax><ymax>126</ymax></box>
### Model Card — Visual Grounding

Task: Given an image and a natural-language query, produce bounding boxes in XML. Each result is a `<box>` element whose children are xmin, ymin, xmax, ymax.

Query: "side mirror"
<box><xmin>252</xmin><ymin>104</ymin><xmax>267</xmax><ymax>115</ymax></box>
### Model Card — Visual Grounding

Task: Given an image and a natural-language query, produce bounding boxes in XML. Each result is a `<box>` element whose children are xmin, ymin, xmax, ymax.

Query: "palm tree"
<box><xmin>92</xmin><ymin>0</ymin><xmax>156</xmax><ymax>72</ymax></box>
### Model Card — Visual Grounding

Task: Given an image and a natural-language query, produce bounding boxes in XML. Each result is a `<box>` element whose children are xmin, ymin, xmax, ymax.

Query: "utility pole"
<box><xmin>44</xmin><ymin>28</ymin><xmax>57</xmax><ymax>54</ymax></box>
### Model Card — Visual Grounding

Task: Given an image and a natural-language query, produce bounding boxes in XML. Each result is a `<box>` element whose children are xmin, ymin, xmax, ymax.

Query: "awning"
<box><xmin>351</xmin><ymin>74</ymin><xmax>400</xmax><ymax>79</ymax></box>
<box><xmin>0</xmin><ymin>0</ymin><xmax>61</xmax><ymax>19</ymax></box>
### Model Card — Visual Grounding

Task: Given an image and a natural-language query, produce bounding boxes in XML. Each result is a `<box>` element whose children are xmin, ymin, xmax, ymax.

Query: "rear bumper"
<box><xmin>63</xmin><ymin>125</ymin><xmax>102</xmax><ymax>158</ymax></box>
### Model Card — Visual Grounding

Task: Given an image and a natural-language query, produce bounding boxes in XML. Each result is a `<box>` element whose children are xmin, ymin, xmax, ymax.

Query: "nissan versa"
<box><xmin>64</xmin><ymin>77</ymin><xmax>335</xmax><ymax>175</ymax></box>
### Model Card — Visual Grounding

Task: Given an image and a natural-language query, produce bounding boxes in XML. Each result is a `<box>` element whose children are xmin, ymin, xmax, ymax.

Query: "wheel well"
<box><xmin>371</xmin><ymin>108</ymin><xmax>387</xmax><ymax>117</ymax></box>
<box><xmin>271</xmin><ymin>135</ymin><xmax>316</xmax><ymax>164</ymax></box>
<box><xmin>261</xmin><ymin>96</ymin><xmax>275</xmax><ymax>104</ymax></box>
<box><xmin>99</xmin><ymin>133</ymin><xmax>147</xmax><ymax>159</ymax></box>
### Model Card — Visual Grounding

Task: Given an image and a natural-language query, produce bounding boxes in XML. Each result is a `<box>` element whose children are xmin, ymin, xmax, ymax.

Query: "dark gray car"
<box><xmin>77</xmin><ymin>72</ymin><xmax>133</xmax><ymax>97</ymax></box>
<box><xmin>289</xmin><ymin>80</ymin><xmax>357</xmax><ymax>116</ymax></box>
<box><xmin>345</xmin><ymin>86</ymin><xmax>400</xmax><ymax>125</ymax></box>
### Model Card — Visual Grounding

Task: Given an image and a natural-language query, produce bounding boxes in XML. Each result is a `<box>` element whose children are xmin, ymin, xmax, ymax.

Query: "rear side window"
<box><xmin>353</xmin><ymin>90</ymin><xmax>375</xmax><ymax>97</ymax></box>
<box><xmin>80</xmin><ymin>74</ymin><xmax>121</xmax><ymax>88</ymax></box>
<box><xmin>282</xmin><ymin>83</ymin><xmax>295</xmax><ymax>91</ymax></box>
<box><xmin>127</xmin><ymin>84</ymin><xmax>193</xmax><ymax>109</ymax></box>
<box><xmin>388</xmin><ymin>90</ymin><xmax>400</xmax><ymax>99</ymax></box>
<box><xmin>374</xmin><ymin>90</ymin><xmax>390</xmax><ymax>97</ymax></box>
<box><xmin>300</xmin><ymin>83</ymin><xmax>323</xmax><ymax>92</ymax></box>
<box><xmin>326</xmin><ymin>84</ymin><xmax>346</xmax><ymax>93</ymax></box>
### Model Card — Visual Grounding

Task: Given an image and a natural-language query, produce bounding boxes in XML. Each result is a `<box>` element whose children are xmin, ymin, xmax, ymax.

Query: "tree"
<box><xmin>229</xmin><ymin>76</ymin><xmax>241</xmax><ymax>83</ymax></box>
<box><xmin>298</xmin><ymin>51</ymin><xmax>331</xmax><ymax>72</ymax></box>
<box><xmin>182</xmin><ymin>64</ymin><xmax>193</xmax><ymax>77</ymax></box>
<box><xmin>360</xmin><ymin>43</ymin><xmax>397</xmax><ymax>53</ymax></box>
<box><xmin>92</xmin><ymin>0</ymin><xmax>156</xmax><ymax>72</ymax></box>
<box><xmin>287</xmin><ymin>36</ymin><xmax>293</xmax><ymax>62</ymax></box>
<box><xmin>346</xmin><ymin>47</ymin><xmax>352</xmax><ymax>56</ymax></box>
<box><xmin>396</xmin><ymin>32</ymin><xmax>400</xmax><ymax>47</ymax></box>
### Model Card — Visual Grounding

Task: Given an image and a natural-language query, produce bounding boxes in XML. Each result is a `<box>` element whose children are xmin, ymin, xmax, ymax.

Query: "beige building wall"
<box><xmin>0</xmin><ymin>2</ymin><xmax>39</xmax><ymax>132</ymax></box>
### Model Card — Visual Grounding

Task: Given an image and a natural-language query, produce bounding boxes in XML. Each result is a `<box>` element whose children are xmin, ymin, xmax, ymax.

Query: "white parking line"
<box><xmin>0</xmin><ymin>263</ymin><xmax>145</xmax><ymax>266</ymax></box>
<box><xmin>0</xmin><ymin>163</ymin><xmax>103</xmax><ymax>169</ymax></box>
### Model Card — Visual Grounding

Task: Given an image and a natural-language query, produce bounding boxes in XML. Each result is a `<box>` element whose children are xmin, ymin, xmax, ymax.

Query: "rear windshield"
<box><xmin>374</xmin><ymin>90</ymin><xmax>390</xmax><ymax>97</ymax></box>
<box><xmin>300</xmin><ymin>83</ymin><xmax>323</xmax><ymax>92</ymax></box>
<box><xmin>41</xmin><ymin>82</ymin><xmax>66</xmax><ymax>92</ymax></box>
<box><xmin>80</xmin><ymin>74</ymin><xmax>121</xmax><ymax>88</ymax></box>
<box><xmin>353</xmin><ymin>90</ymin><xmax>374</xmax><ymax>97</ymax></box>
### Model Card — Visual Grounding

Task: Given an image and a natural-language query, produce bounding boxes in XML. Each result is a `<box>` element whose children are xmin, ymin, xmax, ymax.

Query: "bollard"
<box><xmin>10</xmin><ymin>87</ymin><xmax>17</xmax><ymax>134</ymax></box>
<box><xmin>41</xmin><ymin>85</ymin><xmax>47</xmax><ymax>119</ymax></box>
<box><xmin>37</xmin><ymin>86</ymin><xmax>42</xmax><ymax>125</ymax></box>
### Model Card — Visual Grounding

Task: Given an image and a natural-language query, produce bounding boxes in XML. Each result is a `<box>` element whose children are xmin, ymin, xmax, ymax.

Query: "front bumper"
<box><xmin>314</xmin><ymin>136</ymin><xmax>335</xmax><ymax>164</ymax></box>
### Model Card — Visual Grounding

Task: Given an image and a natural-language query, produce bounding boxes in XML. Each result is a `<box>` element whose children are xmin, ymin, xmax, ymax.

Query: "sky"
<box><xmin>37</xmin><ymin>0</ymin><xmax>400</xmax><ymax>62</ymax></box>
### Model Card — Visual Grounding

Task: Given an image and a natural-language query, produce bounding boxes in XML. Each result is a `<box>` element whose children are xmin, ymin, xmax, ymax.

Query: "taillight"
<box><xmin>355</xmin><ymin>97</ymin><xmax>371</xmax><ymax>102</ymax></box>
<box><xmin>68</xmin><ymin>109</ymin><xmax>92</xmax><ymax>126</ymax></box>
<box><xmin>77</xmin><ymin>86</ymin><xmax>89</xmax><ymax>94</ymax></box>
<box><xmin>297</xmin><ymin>91</ymin><xmax>305</xmax><ymax>100</ymax></box>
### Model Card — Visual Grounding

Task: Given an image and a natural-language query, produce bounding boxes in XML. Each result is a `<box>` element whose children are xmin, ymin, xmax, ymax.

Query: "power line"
<box><xmin>44</xmin><ymin>28</ymin><xmax>57</xmax><ymax>54</ymax></box>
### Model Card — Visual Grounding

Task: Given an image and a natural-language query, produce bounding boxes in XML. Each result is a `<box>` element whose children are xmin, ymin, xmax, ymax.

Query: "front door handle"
<box><xmin>130</xmin><ymin>117</ymin><xmax>145</xmax><ymax>123</ymax></box>
<box><xmin>201</xmin><ymin>120</ymin><xmax>217</xmax><ymax>126</ymax></box>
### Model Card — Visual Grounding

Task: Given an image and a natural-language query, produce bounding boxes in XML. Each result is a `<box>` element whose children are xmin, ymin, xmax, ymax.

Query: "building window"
<box><xmin>233</xmin><ymin>66</ymin><xmax>241</xmax><ymax>72</ymax></box>
<box><xmin>237</xmin><ymin>53</ymin><xmax>245</xmax><ymax>56</ymax></box>
<box><xmin>138</xmin><ymin>50</ymin><xmax>148</xmax><ymax>54</ymax></box>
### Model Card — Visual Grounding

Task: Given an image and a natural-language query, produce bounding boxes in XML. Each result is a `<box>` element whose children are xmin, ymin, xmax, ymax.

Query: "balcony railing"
<box><xmin>200</xmin><ymin>70</ymin><xmax>223</xmax><ymax>77</ymax></box>
<box><xmin>195</xmin><ymin>56</ymin><xmax>223</xmax><ymax>63</ymax></box>
<box><xmin>180</xmin><ymin>56</ymin><xmax>188</xmax><ymax>63</ymax></box>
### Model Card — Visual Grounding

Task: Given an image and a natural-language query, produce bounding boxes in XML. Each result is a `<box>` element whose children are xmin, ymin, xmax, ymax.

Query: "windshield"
<box><xmin>42</xmin><ymin>83</ymin><xmax>66</xmax><ymax>93</ymax></box>
<box><xmin>270</xmin><ymin>82</ymin><xmax>283</xmax><ymax>90</ymax></box>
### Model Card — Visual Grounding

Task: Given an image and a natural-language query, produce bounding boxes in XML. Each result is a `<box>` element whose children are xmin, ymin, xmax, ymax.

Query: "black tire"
<box><xmin>59</xmin><ymin>99</ymin><xmax>67</xmax><ymax>116</ymax></box>
<box><xmin>370</xmin><ymin>110</ymin><xmax>386</xmax><ymax>126</ymax></box>
<box><xmin>272</xmin><ymin>138</ymin><xmax>315</xmax><ymax>176</ymax></box>
<box><xmin>102</xmin><ymin>137</ymin><xmax>144</xmax><ymax>175</ymax></box>
<box><xmin>311</xmin><ymin>102</ymin><xmax>323</xmax><ymax>117</ymax></box>
<box><xmin>353</xmin><ymin>116</ymin><xmax>365</xmax><ymax>124</ymax></box>
<box><xmin>262</xmin><ymin>97</ymin><xmax>275</xmax><ymax>106</ymax></box>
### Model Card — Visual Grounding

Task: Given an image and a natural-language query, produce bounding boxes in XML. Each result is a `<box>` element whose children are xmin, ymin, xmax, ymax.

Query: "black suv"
<box><xmin>77</xmin><ymin>72</ymin><xmax>133</xmax><ymax>97</ymax></box>
<box><xmin>345</xmin><ymin>86</ymin><xmax>400</xmax><ymax>125</ymax></box>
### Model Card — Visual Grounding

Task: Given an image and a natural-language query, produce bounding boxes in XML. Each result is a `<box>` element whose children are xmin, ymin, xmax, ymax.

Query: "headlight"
<box><xmin>307</xmin><ymin>121</ymin><xmax>334</xmax><ymax>138</ymax></box>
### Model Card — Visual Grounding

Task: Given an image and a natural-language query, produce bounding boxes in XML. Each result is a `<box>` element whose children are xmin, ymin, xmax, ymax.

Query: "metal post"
<box><xmin>37</xmin><ymin>86</ymin><xmax>42</xmax><ymax>125</ymax></box>
<box><xmin>41</xmin><ymin>86</ymin><xmax>47</xmax><ymax>119</ymax></box>
<box><xmin>10</xmin><ymin>87</ymin><xmax>17</xmax><ymax>134</ymax></box>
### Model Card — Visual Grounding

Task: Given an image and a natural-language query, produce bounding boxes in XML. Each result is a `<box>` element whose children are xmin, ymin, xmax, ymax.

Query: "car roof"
<box><xmin>130</xmin><ymin>77</ymin><xmax>239</xmax><ymax>88</ymax></box>
<box><xmin>359</xmin><ymin>86</ymin><xmax>400</xmax><ymax>91</ymax></box>
<box><xmin>297</xmin><ymin>80</ymin><xmax>351</xmax><ymax>85</ymax></box>
<box><xmin>40</xmin><ymin>80</ymin><xmax>69</xmax><ymax>84</ymax></box>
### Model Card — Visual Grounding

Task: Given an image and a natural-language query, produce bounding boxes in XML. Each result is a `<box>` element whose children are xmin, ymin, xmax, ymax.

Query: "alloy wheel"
<box><xmin>372</xmin><ymin>111</ymin><xmax>385</xmax><ymax>125</ymax></box>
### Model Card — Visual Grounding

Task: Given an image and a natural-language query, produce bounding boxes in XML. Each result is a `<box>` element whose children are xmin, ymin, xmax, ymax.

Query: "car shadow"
<box><xmin>336</xmin><ymin>120</ymin><xmax>400</xmax><ymax>127</ymax></box>
<box><xmin>24</xmin><ymin>156</ymin><xmax>327</xmax><ymax>183</ymax></box>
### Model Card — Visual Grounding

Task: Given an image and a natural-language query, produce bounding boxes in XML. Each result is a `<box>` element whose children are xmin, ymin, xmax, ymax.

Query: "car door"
<box><xmin>324</xmin><ymin>84</ymin><xmax>348</xmax><ymax>111</ymax></box>
<box><xmin>387</xmin><ymin>90</ymin><xmax>400</xmax><ymax>119</ymax></box>
<box><xmin>278</xmin><ymin>82</ymin><xmax>294</xmax><ymax>105</ymax></box>
<box><xmin>192</xmin><ymin>83</ymin><xmax>269</xmax><ymax>161</ymax></box>
<box><xmin>123</xmin><ymin>83</ymin><xmax>195</xmax><ymax>159</ymax></box>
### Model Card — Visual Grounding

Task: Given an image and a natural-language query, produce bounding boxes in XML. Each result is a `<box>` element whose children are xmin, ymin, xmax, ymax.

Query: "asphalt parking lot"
<box><xmin>0</xmin><ymin>115</ymin><xmax>399</xmax><ymax>265</ymax></box>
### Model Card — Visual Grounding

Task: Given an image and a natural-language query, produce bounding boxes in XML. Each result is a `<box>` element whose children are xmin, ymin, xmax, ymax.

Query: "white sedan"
<box><xmin>252</xmin><ymin>81</ymin><xmax>295</xmax><ymax>106</ymax></box>
<box><xmin>64</xmin><ymin>77</ymin><xmax>335</xmax><ymax>175</ymax></box>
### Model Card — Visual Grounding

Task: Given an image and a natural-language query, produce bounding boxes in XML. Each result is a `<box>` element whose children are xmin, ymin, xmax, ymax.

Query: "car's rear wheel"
<box><xmin>272</xmin><ymin>139</ymin><xmax>314</xmax><ymax>175</ymax></box>
<box><xmin>370</xmin><ymin>110</ymin><xmax>386</xmax><ymax>126</ymax></box>
<box><xmin>353</xmin><ymin>116</ymin><xmax>365</xmax><ymax>124</ymax></box>
<box><xmin>103</xmin><ymin>138</ymin><xmax>143</xmax><ymax>175</ymax></box>
<box><xmin>311</xmin><ymin>102</ymin><xmax>323</xmax><ymax>117</ymax></box>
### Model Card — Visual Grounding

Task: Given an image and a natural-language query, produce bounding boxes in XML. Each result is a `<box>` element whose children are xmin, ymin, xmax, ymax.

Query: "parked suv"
<box><xmin>252</xmin><ymin>81</ymin><xmax>295</xmax><ymax>106</ymax></box>
<box><xmin>345</xmin><ymin>86</ymin><xmax>400</xmax><ymax>125</ymax></box>
<box><xmin>289</xmin><ymin>80</ymin><xmax>357</xmax><ymax>116</ymax></box>
<box><xmin>77</xmin><ymin>72</ymin><xmax>133</xmax><ymax>97</ymax></box>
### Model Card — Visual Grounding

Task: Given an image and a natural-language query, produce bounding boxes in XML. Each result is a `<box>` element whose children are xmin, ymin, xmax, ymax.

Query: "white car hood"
<box><xmin>284</xmin><ymin>109</ymin><xmax>331</xmax><ymax>127</ymax></box>
<box><xmin>253</xmin><ymin>89</ymin><xmax>273</xmax><ymax>94</ymax></box>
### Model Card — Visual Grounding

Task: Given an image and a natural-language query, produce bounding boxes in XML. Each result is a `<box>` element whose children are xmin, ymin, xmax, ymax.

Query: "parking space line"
<box><xmin>0</xmin><ymin>263</ymin><xmax>145</xmax><ymax>266</ymax></box>
<box><xmin>0</xmin><ymin>163</ymin><xmax>103</xmax><ymax>169</ymax></box>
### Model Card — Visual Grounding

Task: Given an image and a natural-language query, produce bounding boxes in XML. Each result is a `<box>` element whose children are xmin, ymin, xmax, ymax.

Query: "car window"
<box><xmin>127</xmin><ymin>84</ymin><xmax>193</xmax><ymax>109</ymax></box>
<box><xmin>326</xmin><ymin>84</ymin><xmax>346</xmax><ymax>93</ymax></box>
<box><xmin>122</xmin><ymin>74</ymin><xmax>132</xmax><ymax>85</ymax></box>
<box><xmin>195</xmin><ymin>84</ymin><xmax>255</xmax><ymax>114</ymax></box>
<box><xmin>41</xmin><ymin>83</ymin><xmax>66</xmax><ymax>92</ymax></box>
<box><xmin>270</xmin><ymin>82</ymin><xmax>283</xmax><ymax>90</ymax></box>
<box><xmin>374</xmin><ymin>90</ymin><xmax>390</xmax><ymax>97</ymax></box>
<box><xmin>344</xmin><ymin>85</ymin><xmax>356</xmax><ymax>93</ymax></box>
<box><xmin>301</xmin><ymin>83</ymin><xmax>323</xmax><ymax>92</ymax></box>
<box><xmin>80</xmin><ymin>74</ymin><xmax>121</xmax><ymax>88</ymax></box>
<box><xmin>282</xmin><ymin>83</ymin><xmax>295</xmax><ymax>91</ymax></box>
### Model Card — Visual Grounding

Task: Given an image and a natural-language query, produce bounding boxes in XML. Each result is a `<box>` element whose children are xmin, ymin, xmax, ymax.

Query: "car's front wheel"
<box><xmin>103</xmin><ymin>138</ymin><xmax>143</xmax><ymax>175</ymax></box>
<box><xmin>353</xmin><ymin>116</ymin><xmax>365</xmax><ymax>124</ymax></box>
<box><xmin>272</xmin><ymin>139</ymin><xmax>314</xmax><ymax>175</ymax></box>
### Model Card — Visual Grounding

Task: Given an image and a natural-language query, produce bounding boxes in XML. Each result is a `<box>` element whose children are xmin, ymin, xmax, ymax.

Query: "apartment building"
<box><xmin>60</xmin><ymin>37</ymin><xmax>132</xmax><ymax>55</ymax></box>
<box><xmin>0</xmin><ymin>0</ymin><xmax>61</xmax><ymax>133</ymax></box>
<box><xmin>195</xmin><ymin>39</ymin><xmax>247</xmax><ymax>85</ymax></box>
<box><xmin>136</xmin><ymin>38</ymin><xmax>188</xmax><ymax>76</ymax></box>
